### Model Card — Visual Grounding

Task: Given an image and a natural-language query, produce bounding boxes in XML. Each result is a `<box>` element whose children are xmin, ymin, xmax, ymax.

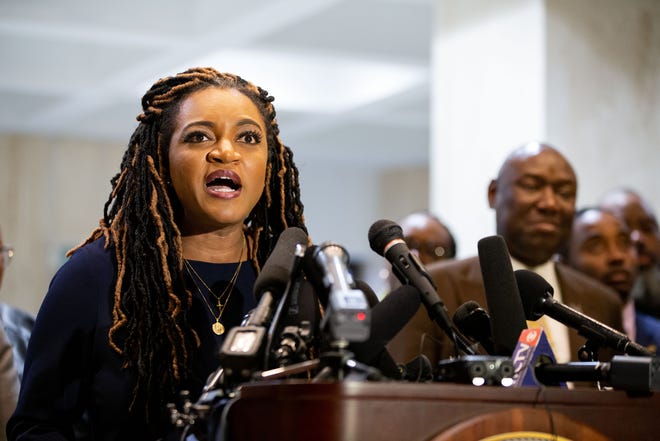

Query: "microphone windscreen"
<box><xmin>370</xmin><ymin>285</ymin><xmax>421</xmax><ymax>343</ymax></box>
<box><xmin>453</xmin><ymin>300</ymin><xmax>482</xmax><ymax>326</ymax></box>
<box><xmin>253</xmin><ymin>227</ymin><xmax>308</xmax><ymax>300</ymax></box>
<box><xmin>514</xmin><ymin>269</ymin><xmax>555</xmax><ymax>320</ymax></box>
<box><xmin>350</xmin><ymin>285</ymin><xmax>421</xmax><ymax>364</ymax></box>
<box><xmin>368</xmin><ymin>219</ymin><xmax>403</xmax><ymax>256</ymax></box>
<box><xmin>453</xmin><ymin>300</ymin><xmax>493</xmax><ymax>353</ymax></box>
<box><xmin>477</xmin><ymin>235</ymin><xmax>527</xmax><ymax>356</ymax></box>
<box><xmin>355</xmin><ymin>279</ymin><xmax>380</xmax><ymax>308</ymax></box>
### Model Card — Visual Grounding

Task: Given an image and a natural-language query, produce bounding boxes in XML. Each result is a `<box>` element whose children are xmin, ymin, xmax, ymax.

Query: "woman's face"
<box><xmin>168</xmin><ymin>87</ymin><xmax>268</xmax><ymax>234</ymax></box>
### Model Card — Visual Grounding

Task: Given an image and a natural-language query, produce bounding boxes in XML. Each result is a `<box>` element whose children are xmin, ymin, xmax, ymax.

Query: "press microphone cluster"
<box><xmin>511</xmin><ymin>326</ymin><xmax>660</xmax><ymax>391</ymax></box>
<box><xmin>455</xmin><ymin>299</ymin><xmax>660</xmax><ymax>392</ymax></box>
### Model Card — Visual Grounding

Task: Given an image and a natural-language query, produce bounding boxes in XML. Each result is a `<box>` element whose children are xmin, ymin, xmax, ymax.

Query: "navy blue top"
<box><xmin>8</xmin><ymin>237</ymin><xmax>256</xmax><ymax>441</ymax></box>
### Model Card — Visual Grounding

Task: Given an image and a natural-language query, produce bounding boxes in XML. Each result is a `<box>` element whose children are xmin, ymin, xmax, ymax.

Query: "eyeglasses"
<box><xmin>1</xmin><ymin>245</ymin><xmax>14</xmax><ymax>267</ymax></box>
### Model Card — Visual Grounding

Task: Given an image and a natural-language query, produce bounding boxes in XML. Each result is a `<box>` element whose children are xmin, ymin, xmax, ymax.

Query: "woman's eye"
<box><xmin>238</xmin><ymin>130</ymin><xmax>263</xmax><ymax>144</ymax></box>
<box><xmin>183</xmin><ymin>131</ymin><xmax>211</xmax><ymax>143</ymax></box>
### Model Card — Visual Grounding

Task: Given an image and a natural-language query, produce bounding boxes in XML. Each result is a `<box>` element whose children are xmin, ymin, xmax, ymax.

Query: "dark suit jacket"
<box><xmin>387</xmin><ymin>256</ymin><xmax>623</xmax><ymax>367</ymax></box>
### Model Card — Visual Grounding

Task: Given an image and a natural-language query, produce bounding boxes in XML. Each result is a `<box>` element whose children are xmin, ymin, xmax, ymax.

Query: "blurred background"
<box><xmin>0</xmin><ymin>0</ymin><xmax>658</xmax><ymax>313</ymax></box>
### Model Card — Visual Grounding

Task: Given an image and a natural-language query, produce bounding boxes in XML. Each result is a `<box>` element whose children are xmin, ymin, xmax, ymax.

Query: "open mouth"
<box><xmin>206</xmin><ymin>170</ymin><xmax>242</xmax><ymax>193</ymax></box>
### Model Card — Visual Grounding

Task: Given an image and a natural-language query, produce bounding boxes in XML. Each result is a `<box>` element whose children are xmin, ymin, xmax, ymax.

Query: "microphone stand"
<box><xmin>311</xmin><ymin>339</ymin><xmax>384</xmax><ymax>382</ymax></box>
<box><xmin>425</xmin><ymin>302</ymin><xmax>476</xmax><ymax>357</ymax></box>
<box><xmin>578</xmin><ymin>339</ymin><xmax>601</xmax><ymax>362</ymax></box>
<box><xmin>256</xmin><ymin>341</ymin><xmax>383</xmax><ymax>382</ymax></box>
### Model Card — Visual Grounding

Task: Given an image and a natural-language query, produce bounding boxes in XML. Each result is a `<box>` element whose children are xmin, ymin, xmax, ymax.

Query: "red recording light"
<box><xmin>356</xmin><ymin>312</ymin><xmax>366</xmax><ymax>321</ymax></box>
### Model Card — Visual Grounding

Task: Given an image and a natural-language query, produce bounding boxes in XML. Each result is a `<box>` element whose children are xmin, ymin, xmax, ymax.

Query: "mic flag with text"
<box><xmin>511</xmin><ymin>328</ymin><xmax>562</xmax><ymax>388</ymax></box>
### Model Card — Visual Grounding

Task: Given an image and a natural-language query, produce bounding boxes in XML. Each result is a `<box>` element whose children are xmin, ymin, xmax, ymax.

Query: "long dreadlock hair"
<box><xmin>70</xmin><ymin>67</ymin><xmax>306</xmax><ymax>425</ymax></box>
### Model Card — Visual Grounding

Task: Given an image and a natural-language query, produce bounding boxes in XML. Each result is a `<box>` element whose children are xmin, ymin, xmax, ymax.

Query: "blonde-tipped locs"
<box><xmin>69</xmin><ymin>67</ymin><xmax>306</xmax><ymax>424</ymax></box>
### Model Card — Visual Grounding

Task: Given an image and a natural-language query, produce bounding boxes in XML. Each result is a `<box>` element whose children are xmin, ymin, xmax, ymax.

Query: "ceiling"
<box><xmin>0</xmin><ymin>0</ymin><xmax>433</xmax><ymax>170</ymax></box>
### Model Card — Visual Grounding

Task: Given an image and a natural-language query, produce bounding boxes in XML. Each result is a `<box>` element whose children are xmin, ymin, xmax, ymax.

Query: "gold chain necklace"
<box><xmin>184</xmin><ymin>235</ymin><xmax>246</xmax><ymax>335</ymax></box>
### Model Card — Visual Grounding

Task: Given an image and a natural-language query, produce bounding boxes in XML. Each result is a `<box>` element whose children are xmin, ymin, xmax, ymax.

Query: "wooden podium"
<box><xmin>223</xmin><ymin>380</ymin><xmax>660</xmax><ymax>440</ymax></box>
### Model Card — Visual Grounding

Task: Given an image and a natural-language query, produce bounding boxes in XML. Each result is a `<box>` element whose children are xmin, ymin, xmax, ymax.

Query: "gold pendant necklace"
<box><xmin>184</xmin><ymin>235</ymin><xmax>246</xmax><ymax>335</ymax></box>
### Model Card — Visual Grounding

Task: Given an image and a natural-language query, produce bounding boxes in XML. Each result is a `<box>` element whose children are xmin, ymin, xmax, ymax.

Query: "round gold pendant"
<box><xmin>212</xmin><ymin>322</ymin><xmax>225</xmax><ymax>335</ymax></box>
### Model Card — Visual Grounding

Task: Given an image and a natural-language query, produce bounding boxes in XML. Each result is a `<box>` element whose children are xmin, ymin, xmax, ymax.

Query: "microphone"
<box><xmin>304</xmin><ymin>242</ymin><xmax>371</xmax><ymax>343</ymax></box>
<box><xmin>477</xmin><ymin>235</ymin><xmax>528</xmax><ymax>356</ymax></box>
<box><xmin>253</xmin><ymin>227</ymin><xmax>309</xmax><ymax>303</ymax></box>
<box><xmin>511</xmin><ymin>327</ymin><xmax>660</xmax><ymax>392</ymax></box>
<box><xmin>515</xmin><ymin>269</ymin><xmax>653</xmax><ymax>357</ymax></box>
<box><xmin>349</xmin><ymin>284</ymin><xmax>422</xmax><ymax>379</ymax></box>
<box><xmin>534</xmin><ymin>355</ymin><xmax>660</xmax><ymax>392</ymax></box>
<box><xmin>270</xmin><ymin>278</ymin><xmax>320</xmax><ymax>368</ymax></box>
<box><xmin>368</xmin><ymin>219</ymin><xmax>474</xmax><ymax>356</ymax></box>
<box><xmin>219</xmin><ymin>227</ymin><xmax>308</xmax><ymax>381</ymax></box>
<box><xmin>356</xmin><ymin>279</ymin><xmax>380</xmax><ymax>308</ymax></box>
<box><xmin>453</xmin><ymin>301</ymin><xmax>496</xmax><ymax>355</ymax></box>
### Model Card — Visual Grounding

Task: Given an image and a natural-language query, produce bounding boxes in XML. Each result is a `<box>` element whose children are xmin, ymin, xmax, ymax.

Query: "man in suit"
<box><xmin>599</xmin><ymin>188</ymin><xmax>660</xmax><ymax>319</ymax></box>
<box><xmin>387</xmin><ymin>142</ymin><xmax>622</xmax><ymax>367</ymax></box>
<box><xmin>560</xmin><ymin>207</ymin><xmax>660</xmax><ymax>353</ymax></box>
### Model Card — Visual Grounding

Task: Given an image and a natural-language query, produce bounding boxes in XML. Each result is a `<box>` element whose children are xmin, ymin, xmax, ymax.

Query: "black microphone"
<box><xmin>246</xmin><ymin>227</ymin><xmax>308</xmax><ymax>339</ymax></box>
<box><xmin>515</xmin><ymin>269</ymin><xmax>653</xmax><ymax>357</ymax></box>
<box><xmin>368</xmin><ymin>219</ymin><xmax>475</xmax><ymax>356</ymax></box>
<box><xmin>477</xmin><ymin>235</ymin><xmax>528</xmax><ymax>356</ymax></box>
<box><xmin>253</xmin><ymin>227</ymin><xmax>308</xmax><ymax>303</ymax></box>
<box><xmin>533</xmin><ymin>355</ymin><xmax>660</xmax><ymax>392</ymax></box>
<box><xmin>349</xmin><ymin>284</ymin><xmax>422</xmax><ymax>379</ymax></box>
<box><xmin>453</xmin><ymin>300</ymin><xmax>496</xmax><ymax>355</ymax></box>
<box><xmin>219</xmin><ymin>227</ymin><xmax>308</xmax><ymax>381</ymax></box>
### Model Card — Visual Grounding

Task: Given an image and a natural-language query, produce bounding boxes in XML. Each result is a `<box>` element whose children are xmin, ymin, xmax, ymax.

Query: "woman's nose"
<box><xmin>207</xmin><ymin>139</ymin><xmax>240</xmax><ymax>163</ymax></box>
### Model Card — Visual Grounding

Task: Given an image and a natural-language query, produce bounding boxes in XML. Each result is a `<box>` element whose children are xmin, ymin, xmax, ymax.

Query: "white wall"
<box><xmin>430</xmin><ymin>0</ymin><xmax>660</xmax><ymax>258</ymax></box>
<box><xmin>546</xmin><ymin>0</ymin><xmax>660</xmax><ymax>208</ymax></box>
<box><xmin>431</xmin><ymin>0</ymin><xmax>547</xmax><ymax>258</ymax></box>
<box><xmin>0</xmin><ymin>134</ymin><xmax>125</xmax><ymax>313</ymax></box>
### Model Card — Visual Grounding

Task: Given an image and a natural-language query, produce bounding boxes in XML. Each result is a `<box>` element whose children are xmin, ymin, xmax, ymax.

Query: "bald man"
<box><xmin>387</xmin><ymin>142</ymin><xmax>623</xmax><ymax>368</ymax></box>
